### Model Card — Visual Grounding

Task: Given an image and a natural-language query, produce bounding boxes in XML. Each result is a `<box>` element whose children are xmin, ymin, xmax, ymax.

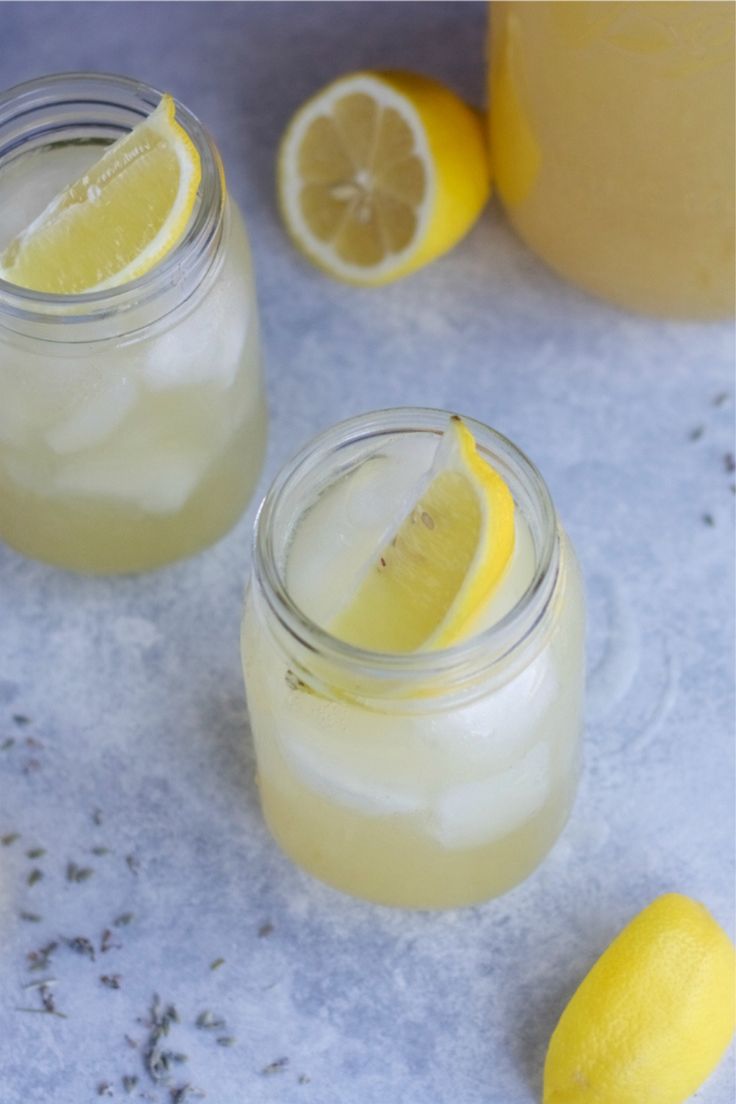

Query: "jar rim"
<box><xmin>253</xmin><ymin>407</ymin><xmax>561</xmax><ymax>689</ymax></box>
<box><xmin>0</xmin><ymin>71</ymin><xmax>225</xmax><ymax>331</ymax></box>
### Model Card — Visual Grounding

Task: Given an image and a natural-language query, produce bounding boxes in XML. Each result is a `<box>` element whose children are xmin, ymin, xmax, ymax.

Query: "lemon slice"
<box><xmin>0</xmin><ymin>94</ymin><xmax>201</xmax><ymax>294</ymax></box>
<box><xmin>544</xmin><ymin>893</ymin><xmax>736</xmax><ymax>1104</ymax></box>
<box><xmin>278</xmin><ymin>71</ymin><xmax>491</xmax><ymax>286</ymax></box>
<box><xmin>330</xmin><ymin>417</ymin><xmax>515</xmax><ymax>652</ymax></box>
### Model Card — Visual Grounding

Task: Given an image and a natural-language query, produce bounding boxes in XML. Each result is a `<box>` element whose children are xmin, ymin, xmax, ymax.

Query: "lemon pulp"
<box><xmin>330</xmin><ymin>417</ymin><xmax>516</xmax><ymax>652</ymax></box>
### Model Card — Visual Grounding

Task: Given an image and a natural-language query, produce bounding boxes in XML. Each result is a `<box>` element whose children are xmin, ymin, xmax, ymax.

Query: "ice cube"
<box><xmin>55</xmin><ymin>444</ymin><xmax>212</xmax><ymax>514</ymax></box>
<box><xmin>287</xmin><ymin>442</ymin><xmax>434</xmax><ymax>626</ymax></box>
<box><xmin>278</xmin><ymin>731</ymin><xmax>426</xmax><ymax>816</ymax></box>
<box><xmin>420</xmin><ymin>650</ymin><xmax>560</xmax><ymax>777</ymax></box>
<box><xmin>45</xmin><ymin>375</ymin><xmax>138</xmax><ymax>454</ymax></box>
<box><xmin>273</xmin><ymin>706</ymin><xmax>427</xmax><ymax>817</ymax></box>
<box><xmin>141</xmin><ymin>288</ymin><xmax>250</xmax><ymax>392</ymax></box>
<box><xmin>429</xmin><ymin>738</ymin><xmax>551</xmax><ymax>850</ymax></box>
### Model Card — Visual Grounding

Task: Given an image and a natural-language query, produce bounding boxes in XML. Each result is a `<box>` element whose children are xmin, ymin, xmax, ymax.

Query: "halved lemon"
<box><xmin>0</xmin><ymin>94</ymin><xmax>201</xmax><ymax>294</ymax></box>
<box><xmin>330</xmin><ymin>416</ymin><xmax>515</xmax><ymax>652</ymax></box>
<box><xmin>278</xmin><ymin>71</ymin><xmax>491</xmax><ymax>286</ymax></box>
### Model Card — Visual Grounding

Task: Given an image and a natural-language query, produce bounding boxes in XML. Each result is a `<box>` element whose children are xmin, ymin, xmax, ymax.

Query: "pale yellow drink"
<box><xmin>489</xmin><ymin>1</ymin><xmax>735</xmax><ymax>318</ymax></box>
<box><xmin>0</xmin><ymin>75</ymin><xmax>266</xmax><ymax>572</ymax></box>
<box><xmin>242</xmin><ymin>411</ymin><xmax>585</xmax><ymax>909</ymax></box>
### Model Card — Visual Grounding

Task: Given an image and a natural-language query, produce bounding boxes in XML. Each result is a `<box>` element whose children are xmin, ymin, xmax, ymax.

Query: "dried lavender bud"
<box><xmin>27</xmin><ymin>869</ymin><xmax>43</xmax><ymax>886</ymax></box>
<box><xmin>170</xmin><ymin>1088</ymin><xmax>205</xmax><ymax>1103</ymax></box>
<box><xmin>101</xmin><ymin>974</ymin><xmax>122</xmax><ymax>989</ymax></box>
<box><xmin>100</xmin><ymin>929</ymin><xmax>116</xmax><ymax>954</ymax></box>
<box><xmin>146</xmin><ymin>1043</ymin><xmax>170</xmax><ymax>1083</ymax></box>
<box><xmin>262</xmin><ymin>1057</ymin><xmax>289</xmax><ymax>1075</ymax></box>
<box><xmin>27</xmin><ymin>941</ymin><xmax>57</xmax><ymax>971</ymax></box>
<box><xmin>195</xmin><ymin>1010</ymin><xmax>226</xmax><ymax>1031</ymax></box>
<box><xmin>65</xmin><ymin>936</ymin><xmax>96</xmax><ymax>960</ymax></box>
<box><xmin>67</xmin><ymin>861</ymin><xmax>94</xmax><ymax>883</ymax></box>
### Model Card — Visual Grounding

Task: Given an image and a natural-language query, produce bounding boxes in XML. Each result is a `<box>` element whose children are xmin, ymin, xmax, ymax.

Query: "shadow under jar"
<box><xmin>242</xmin><ymin>409</ymin><xmax>586</xmax><ymax>909</ymax></box>
<box><xmin>0</xmin><ymin>73</ymin><xmax>266</xmax><ymax>573</ymax></box>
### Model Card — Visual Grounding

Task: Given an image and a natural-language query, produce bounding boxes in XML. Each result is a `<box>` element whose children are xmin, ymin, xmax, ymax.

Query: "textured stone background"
<box><xmin>0</xmin><ymin>4</ymin><xmax>734</xmax><ymax>1103</ymax></box>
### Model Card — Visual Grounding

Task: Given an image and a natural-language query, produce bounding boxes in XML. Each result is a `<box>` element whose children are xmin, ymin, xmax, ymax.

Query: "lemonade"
<box><xmin>489</xmin><ymin>1</ymin><xmax>735</xmax><ymax>318</ymax></box>
<box><xmin>0</xmin><ymin>74</ymin><xmax>266</xmax><ymax>572</ymax></box>
<box><xmin>242</xmin><ymin>410</ymin><xmax>585</xmax><ymax>908</ymax></box>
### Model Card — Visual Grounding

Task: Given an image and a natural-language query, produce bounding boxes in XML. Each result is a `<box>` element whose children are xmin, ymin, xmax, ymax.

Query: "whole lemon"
<box><xmin>544</xmin><ymin>893</ymin><xmax>736</xmax><ymax>1104</ymax></box>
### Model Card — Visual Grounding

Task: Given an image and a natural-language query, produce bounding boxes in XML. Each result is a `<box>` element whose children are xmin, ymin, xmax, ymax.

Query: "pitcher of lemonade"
<box><xmin>489</xmin><ymin>1</ymin><xmax>735</xmax><ymax>318</ymax></box>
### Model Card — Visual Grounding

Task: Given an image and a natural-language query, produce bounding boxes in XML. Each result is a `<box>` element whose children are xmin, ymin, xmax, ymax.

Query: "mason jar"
<box><xmin>489</xmin><ymin>1</ymin><xmax>735</xmax><ymax>318</ymax></box>
<box><xmin>0</xmin><ymin>73</ymin><xmax>267</xmax><ymax>573</ymax></box>
<box><xmin>242</xmin><ymin>409</ymin><xmax>586</xmax><ymax>909</ymax></box>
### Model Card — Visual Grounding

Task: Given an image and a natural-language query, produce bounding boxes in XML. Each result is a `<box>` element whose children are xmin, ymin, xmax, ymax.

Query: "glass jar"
<box><xmin>242</xmin><ymin>409</ymin><xmax>586</xmax><ymax>909</ymax></box>
<box><xmin>0</xmin><ymin>73</ymin><xmax>267</xmax><ymax>573</ymax></box>
<box><xmin>489</xmin><ymin>1</ymin><xmax>735</xmax><ymax>318</ymax></box>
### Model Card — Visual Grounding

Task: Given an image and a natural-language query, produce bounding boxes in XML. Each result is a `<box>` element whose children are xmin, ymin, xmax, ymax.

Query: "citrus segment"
<box><xmin>278</xmin><ymin>71</ymin><xmax>491</xmax><ymax>285</ymax></box>
<box><xmin>330</xmin><ymin>417</ymin><xmax>515</xmax><ymax>653</ymax></box>
<box><xmin>544</xmin><ymin>893</ymin><xmax>736</xmax><ymax>1104</ymax></box>
<box><xmin>0</xmin><ymin>94</ymin><xmax>201</xmax><ymax>294</ymax></box>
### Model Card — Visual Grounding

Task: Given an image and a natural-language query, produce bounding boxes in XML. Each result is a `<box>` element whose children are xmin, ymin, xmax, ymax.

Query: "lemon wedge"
<box><xmin>544</xmin><ymin>893</ymin><xmax>736</xmax><ymax>1104</ymax></box>
<box><xmin>278</xmin><ymin>71</ymin><xmax>491</xmax><ymax>286</ymax></box>
<box><xmin>0</xmin><ymin>94</ymin><xmax>201</xmax><ymax>294</ymax></box>
<box><xmin>330</xmin><ymin>417</ymin><xmax>515</xmax><ymax>652</ymax></box>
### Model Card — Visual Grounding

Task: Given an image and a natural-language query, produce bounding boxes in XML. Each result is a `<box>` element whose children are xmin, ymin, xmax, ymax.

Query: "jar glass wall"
<box><xmin>242</xmin><ymin>409</ymin><xmax>586</xmax><ymax>909</ymax></box>
<box><xmin>0</xmin><ymin>73</ymin><xmax>267</xmax><ymax>573</ymax></box>
<box><xmin>489</xmin><ymin>1</ymin><xmax>735</xmax><ymax>319</ymax></box>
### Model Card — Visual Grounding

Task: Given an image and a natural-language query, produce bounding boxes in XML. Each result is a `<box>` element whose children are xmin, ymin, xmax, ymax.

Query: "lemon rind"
<box><xmin>424</xmin><ymin>419</ymin><xmax>516</xmax><ymax>649</ymax></box>
<box><xmin>92</xmin><ymin>94</ymin><xmax>202</xmax><ymax>291</ymax></box>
